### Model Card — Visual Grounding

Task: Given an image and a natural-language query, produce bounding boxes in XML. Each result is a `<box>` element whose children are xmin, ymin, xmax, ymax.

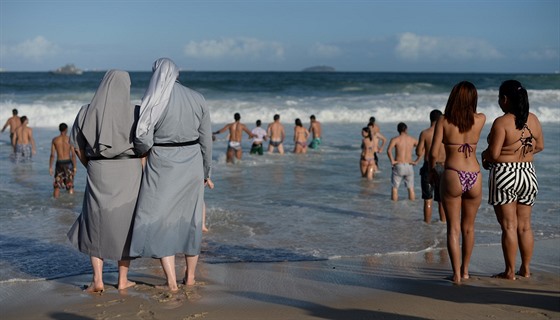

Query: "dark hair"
<box><xmin>368</xmin><ymin>116</ymin><xmax>376</xmax><ymax>126</ymax></box>
<box><xmin>12</xmin><ymin>109</ymin><xmax>18</xmax><ymax>115</ymax></box>
<box><xmin>362</xmin><ymin>126</ymin><xmax>372</xmax><ymax>141</ymax></box>
<box><xmin>295</xmin><ymin>118</ymin><xmax>302</xmax><ymax>127</ymax></box>
<box><xmin>397</xmin><ymin>122</ymin><xmax>407</xmax><ymax>133</ymax></box>
<box><xmin>444</xmin><ymin>81</ymin><xmax>477</xmax><ymax>133</ymax></box>
<box><xmin>234</xmin><ymin>113</ymin><xmax>241</xmax><ymax>121</ymax></box>
<box><xmin>20</xmin><ymin>116</ymin><xmax>28</xmax><ymax>124</ymax></box>
<box><xmin>310</xmin><ymin>115</ymin><xmax>316</xmax><ymax>120</ymax></box>
<box><xmin>274</xmin><ymin>114</ymin><xmax>280</xmax><ymax>120</ymax></box>
<box><xmin>256</xmin><ymin>119</ymin><xmax>261</xmax><ymax>126</ymax></box>
<box><xmin>499</xmin><ymin>80</ymin><xmax>529</xmax><ymax>130</ymax></box>
<box><xmin>59</xmin><ymin>123</ymin><xmax>68</xmax><ymax>132</ymax></box>
<box><xmin>429</xmin><ymin>109</ymin><xmax>442</xmax><ymax>123</ymax></box>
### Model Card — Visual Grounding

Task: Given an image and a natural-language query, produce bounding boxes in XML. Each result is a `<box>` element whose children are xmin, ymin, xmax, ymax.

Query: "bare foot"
<box><xmin>516</xmin><ymin>270</ymin><xmax>531</xmax><ymax>278</ymax></box>
<box><xmin>202</xmin><ymin>225</ymin><xmax>209</xmax><ymax>233</ymax></box>
<box><xmin>492</xmin><ymin>272</ymin><xmax>516</xmax><ymax>280</ymax></box>
<box><xmin>84</xmin><ymin>282</ymin><xmax>104</xmax><ymax>293</ymax></box>
<box><xmin>451</xmin><ymin>275</ymin><xmax>461</xmax><ymax>285</ymax></box>
<box><xmin>118</xmin><ymin>280</ymin><xmax>136</xmax><ymax>290</ymax></box>
<box><xmin>155</xmin><ymin>284</ymin><xmax>179</xmax><ymax>293</ymax></box>
<box><xmin>183</xmin><ymin>276</ymin><xmax>196</xmax><ymax>286</ymax></box>
<box><xmin>462</xmin><ymin>273</ymin><xmax>470</xmax><ymax>280</ymax></box>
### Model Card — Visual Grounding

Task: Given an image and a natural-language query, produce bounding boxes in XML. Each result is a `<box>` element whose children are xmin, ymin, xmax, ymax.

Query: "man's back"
<box><xmin>418</xmin><ymin>126</ymin><xmax>435</xmax><ymax>162</ymax></box>
<box><xmin>53</xmin><ymin>135</ymin><xmax>72</xmax><ymax>161</ymax></box>
<box><xmin>310</xmin><ymin>121</ymin><xmax>321</xmax><ymax>138</ymax></box>
<box><xmin>268</xmin><ymin>121</ymin><xmax>285</xmax><ymax>140</ymax></box>
<box><xmin>393</xmin><ymin>134</ymin><xmax>417</xmax><ymax>163</ymax></box>
<box><xmin>229</xmin><ymin>121</ymin><xmax>247</xmax><ymax>142</ymax></box>
<box><xmin>14</xmin><ymin>125</ymin><xmax>31</xmax><ymax>144</ymax></box>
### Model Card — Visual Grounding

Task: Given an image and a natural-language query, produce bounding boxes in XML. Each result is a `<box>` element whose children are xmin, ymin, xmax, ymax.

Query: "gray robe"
<box><xmin>67</xmin><ymin>70</ymin><xmax>142</xmax><ymax>261</ymax></box>
<box><xmin>130</xmin><ymin>82</ymin><xmax>212</xmax><ymax>258</ymax></box>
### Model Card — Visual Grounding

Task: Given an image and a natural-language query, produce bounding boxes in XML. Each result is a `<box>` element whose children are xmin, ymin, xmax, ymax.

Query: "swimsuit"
<box><xmin>309</xmin><ymin>138</ymin><xmax>321</xmax><ymax>149</ymax></box>
<box><xmin>391</xmin><ymin>163</ymin><xmax>414</xmax><ymax>189</ymax></box>
<box><xmin>14</xmin><ymin>143</ymin><xmax>32</xmax><ymax>162</ymax></box>
<box><xmin>445</xmin><ymin>167</ymin><xmax>480</xmax><ymax>193</ymax></box>
<box><xmin>228</xmin><ymin>141</ymin><xmax>242</xmax><ymax>151</ymax></box>
<box><xmin>54</xmin><ymin>159</ymin><xmax>74</xmax><ymax>190</ymax></box>
<box><xmin>420</xmin><ymin>161</ymin><xmax>444</xmax><ymax>201</ymax></box>
<box><xmin>250</xmin><ymin>143</ymin><xmax>264</xmax><ymax>155</ymax></box>
<box><xmin>444</xmin><ymin>142</ymin><xmax>479</xmax><ymax>193</ymax></box>
<box><xmin>296</xmin><ymin>141</ymin><xmax>307</xmax><ymax>148</ymax></box>
<box><xmin>270</xmin><ymin>140</ymin><xmax>282</xmax><ymax>147</ymax></box>
<box><xmin>488</xmin><ymin>162</ymin><xmax>538</xmax><ymax>206</ymax></box>
<box><xmin>507</xmin><ymin>124</ymin><xmax>534</xmax><ymax>157</ymax></box>
<box><xmin>488</xmin><ymin>124</ymin><xmax>537</xmax><ymax>206</ymax></box>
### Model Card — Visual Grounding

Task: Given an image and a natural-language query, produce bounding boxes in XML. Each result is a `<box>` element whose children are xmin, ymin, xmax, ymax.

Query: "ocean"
<box><xmin>0</xmin><ymin>71</ymin><xmax>559</xmax><ymax>282</ymax></box>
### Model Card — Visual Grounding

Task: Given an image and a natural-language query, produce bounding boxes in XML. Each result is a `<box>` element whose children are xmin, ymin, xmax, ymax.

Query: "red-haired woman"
<box><xmin>430</xmin><ymin>81</ymin><xmax>486</xmax><ymax>284</ymax></box>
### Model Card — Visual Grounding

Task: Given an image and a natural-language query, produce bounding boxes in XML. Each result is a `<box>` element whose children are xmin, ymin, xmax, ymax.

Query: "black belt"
<box><xmin>88</xmin><ymin>153</ymin><xmax>140</xmax><ymax>161</ymax></box>
<box><xmin>153</xmin><ymin>138</ymin><xmax>199</xmax><ymax>147</ymax></box>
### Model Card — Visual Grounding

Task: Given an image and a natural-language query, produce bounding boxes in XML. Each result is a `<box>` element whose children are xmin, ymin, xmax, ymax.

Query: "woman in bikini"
<box><xmin>482</xmin><ymin>80</ymin><xmax>544</xmax><ymax>280</ymax></box>
<box><xmin>293</xmin><ymin>118</ymin><xmax>309</xmax><ymax>154</ymax></box>
<box><xmin>430</xmin><ymin>81</ymin><xmax>486</xmax><ymax>284</ymax></box>
<box><xmin>360</xmin><ymin>126</ymin><xmax>377</xmax><ymax>180</ymax></box>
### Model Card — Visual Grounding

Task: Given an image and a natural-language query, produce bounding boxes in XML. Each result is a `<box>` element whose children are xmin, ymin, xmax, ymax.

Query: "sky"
<box><xmin>1</xmin><ymin>0</ymin><xmax>559</xmax><ymax>73</ymax></box>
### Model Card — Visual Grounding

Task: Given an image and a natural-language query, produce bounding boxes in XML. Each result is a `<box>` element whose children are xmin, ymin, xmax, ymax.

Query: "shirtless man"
<box><xmin>214</xmin><ymin>113</ymin><xmax>254</xmax><ymax>163</ymax></box>
<box><xmin>267</xmin><ymin>114</ymin><xmax>286</xmax><ymax>154</ymax></box>
<box><xmin>12</xmin><ymin>116</ymin><xmax>36</xmax><ymax>161</ymax></box>
<box><xmin>387</xmin><ymin>122</ymin><xmax>420</xmax><ymax>201</ymax></box>
<box><xmin>49</xmin><ymin>123</ymin><xmax>77</xmax><ymax>198</ymax></box>
<box><xmin>308</xmin><ymin>115</ymin><xmax>322</xmax><ymax>149</ymax></box>
<box><xmin>2</xmin><ymin>109</ymin><xmax>21</xmax><ymax>147</ymax></box>
<box><xmin>368</xmin><ymin>117</ymin><xmax>386</xmax><ymax>168</ymax></box>
<box><xmin>416</xmin><ymin>110</ymin><xmax>446</xmax><ymax>223</ymax></box>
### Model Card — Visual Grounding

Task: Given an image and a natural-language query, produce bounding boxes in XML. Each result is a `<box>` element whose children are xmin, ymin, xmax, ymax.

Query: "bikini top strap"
<box><xmin>456</xmin><ymin>143</ymin><xmax>474</xmax><ymax>158</ymax></box>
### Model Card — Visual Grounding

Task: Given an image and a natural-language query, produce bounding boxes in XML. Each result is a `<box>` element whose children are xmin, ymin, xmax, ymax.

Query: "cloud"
<box><xmin>184</xmin><ymin>37</ymin><xmax>284</xmax><ymax>60</ymax></box>
<box><xmin>395</xmin><ymin>32</ymin><xmax>502</xmax><ymax>61</ymax></box>
<box><xmin>521</xmin><ymin>48</ymin><xmax>559</xmax><ymax>60</ymax></box>
<box><xmin>2</xmin><ymin>36</ymin><xmax>59</xmax><ymax>60</ymax></box>
<box><xmin>309</xmin><ymin>42</ymin><xmax>341</xmax><ymax>58</ymax></box>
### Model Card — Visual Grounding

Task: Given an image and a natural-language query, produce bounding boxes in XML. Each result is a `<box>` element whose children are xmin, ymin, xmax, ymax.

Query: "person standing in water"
<box><xmin>49</xmin><ymin>123</ymin><xmax>77</xmax><ymax>198</ymax></box>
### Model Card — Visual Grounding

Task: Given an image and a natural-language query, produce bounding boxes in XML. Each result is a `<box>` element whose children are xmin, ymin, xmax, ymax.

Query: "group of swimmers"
<box><xmin>213</xmin><ymin>113</ymin><xmax>322</xmax><ymax>163</ymax></box>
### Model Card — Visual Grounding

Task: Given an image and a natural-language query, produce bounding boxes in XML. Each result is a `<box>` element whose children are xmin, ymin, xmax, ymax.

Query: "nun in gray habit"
<box><xmin>130</xmin><ymin>58</ymin><xmax>212</xmax><ymax>291</ymax></box>
<box><xmin>68</xmin><ymin>70</ymin><xmax>142</xmax><ymax>292</ymax></box>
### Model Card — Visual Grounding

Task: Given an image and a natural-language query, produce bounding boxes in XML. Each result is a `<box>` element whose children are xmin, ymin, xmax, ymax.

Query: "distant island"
<box><xmin>50</xmin><ymin>64</ymin><xmax>83</xmax><ymax>75</ymax></box>
<box><xmin>301</xmin><ymin>65</ymin><xmax>336</xmax><ymax>72</ymax></box>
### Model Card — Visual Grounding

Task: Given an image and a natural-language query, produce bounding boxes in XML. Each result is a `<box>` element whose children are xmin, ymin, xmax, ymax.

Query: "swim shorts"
<box><xmin>309</xmin><ymin>138</ymin><xmax>321</xmax><ymax>149</ymax></box>
<box><xmin>54</xmin><ymin>160</ymin><xmax>74</xmax><ymax>190</ymax></box>
<box><xmin>15</xmin><ymin>143</ymin><xmax>32</xmax><ymax>162</ymax></box>
<box><xmin>420</xmin><ymin>161</ymin><xmax>444</xmax><ymax>202</ymax></box>
<box><xmin>488</xmin><ymin>162</ymin><xmax>538</xmax><ymax>206</ymax></box>
<box><xmin>250</xmin><ymin>143</ymin><xmax>263</xmax><ymax>155</ymax></box>
<box><xmin>392</xmin><ymin>163</ymin><xmax>414</xmax><ymax>189</ymax></box>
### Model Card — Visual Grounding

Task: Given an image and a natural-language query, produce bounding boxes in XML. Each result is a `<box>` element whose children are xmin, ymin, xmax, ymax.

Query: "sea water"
<box><xmin>0</xmin><ymin>71</ymin><xmax>558</xmax><ymax>282</ymax></box>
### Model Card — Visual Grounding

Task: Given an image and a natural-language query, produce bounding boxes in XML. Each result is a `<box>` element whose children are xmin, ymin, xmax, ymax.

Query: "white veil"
<box><xmin>135</xmin><ymin>58</ymin><xmax>179</xmax><ymax>138</ymax></box>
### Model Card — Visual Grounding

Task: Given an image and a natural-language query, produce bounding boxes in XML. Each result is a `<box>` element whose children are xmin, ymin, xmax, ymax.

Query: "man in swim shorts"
<box><xmin>267</xmin><ymin>114</ymin><xmax>286</xmax><ymax>154</ymax></box>
<box><xmin>2</xmin><ymin>108</ymin><xmax>20</xmax><ymax>147</ymax></box>
<box><xmin>49</xmin><ymin>123</ymin><xmax>76</xmax><ymax>198</ymax></box>
<box><xmin>250</xmin><ymin>120</ymin><xmax>268</xmax><ymax>155</ymax></box>
<box><xmin>416</xmin><ymin>110</ymin><xmax>446</xmax><ymax>223</ymax></box>
<box><xmin>387</xmin><ymin>122</ymin><xmax>420</xmax><ymax>201</ymax></box>
<box><xmin>214</xmin><ymin>112</ymin><xmax>255</xmax><ymax>163</ymax></box>
<box><xmin>308</xmin><ymin>115</ymin><xmax>322</xmax><ymax>150</ymax></box>
<box><xmin>12</xmin><ymin>116</ymin><xmax>36</xmax><ymax>162</ymax></box>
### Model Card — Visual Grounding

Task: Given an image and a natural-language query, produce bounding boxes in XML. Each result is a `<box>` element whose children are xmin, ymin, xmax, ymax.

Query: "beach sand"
<box><xmin>2</xmin><ymin>239</ymin><xmax>558</xmax><ymax>320</ymax></box>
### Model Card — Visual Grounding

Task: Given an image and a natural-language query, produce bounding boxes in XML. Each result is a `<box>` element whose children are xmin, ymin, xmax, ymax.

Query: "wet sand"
<box><xmin>2</xmin><ymin>239</ymin><xmax>558</xmax><ymax>320</ymax></box>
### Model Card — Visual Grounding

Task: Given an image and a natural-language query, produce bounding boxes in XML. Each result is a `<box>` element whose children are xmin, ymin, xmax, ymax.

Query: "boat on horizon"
<box><xmin>51</xmin><ymin>64</ymin><xmax>83</xmax><ymax>75</ymax></box>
